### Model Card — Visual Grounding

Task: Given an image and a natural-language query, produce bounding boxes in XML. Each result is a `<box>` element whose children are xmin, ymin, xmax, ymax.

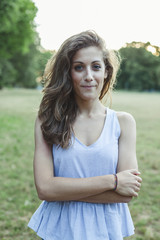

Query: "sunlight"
<box><xmin>147</xmin><ymin>46</ymin><xmax>156</xmax><ymax>55</ymax></box>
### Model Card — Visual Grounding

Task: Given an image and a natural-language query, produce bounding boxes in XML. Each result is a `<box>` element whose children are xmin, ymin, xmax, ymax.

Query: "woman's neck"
<box><xmin>75</xmin><ymin>98</ymin><xmax>105</xmax><ymax>117</ymax></box>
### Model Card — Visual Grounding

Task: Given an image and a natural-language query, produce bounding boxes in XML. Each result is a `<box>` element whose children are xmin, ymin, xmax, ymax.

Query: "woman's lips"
<box><xmin>81</xmin><ymin>85</ymin><xmax>96</xmax><ymax>88</ymax></box>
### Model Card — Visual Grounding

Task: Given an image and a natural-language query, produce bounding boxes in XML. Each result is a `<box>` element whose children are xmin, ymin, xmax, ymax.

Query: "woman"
<box><xmin>28</xmin><ymin>31</ymin><xmax>142</xmax><ymax>240</ymax></box>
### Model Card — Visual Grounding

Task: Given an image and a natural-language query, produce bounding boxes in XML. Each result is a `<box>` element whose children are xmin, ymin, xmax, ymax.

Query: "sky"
<box><xmin>33</xmin><ymin>0</ymin><xmax>160</xmax><ymax>51</ymax></box>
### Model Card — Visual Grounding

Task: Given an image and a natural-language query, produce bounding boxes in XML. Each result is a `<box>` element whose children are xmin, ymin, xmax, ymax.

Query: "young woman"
<box><xmin>28</xmin><ymin>31</ymin><xmax>142</xmax><ymax>240</ymax></box>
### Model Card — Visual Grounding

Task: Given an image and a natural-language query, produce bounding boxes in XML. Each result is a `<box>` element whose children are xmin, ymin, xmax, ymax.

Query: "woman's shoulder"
<box><xmin>115</xmin><ymin>111</ymin><xmax>136</xmax><ymax>131</ymax></box>
<box><xmin>115</xmin><ymin>111</ymin><xmax>135</xmax><ymax>122</ymax></box>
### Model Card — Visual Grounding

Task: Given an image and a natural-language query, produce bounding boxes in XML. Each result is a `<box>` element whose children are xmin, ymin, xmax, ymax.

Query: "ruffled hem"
<box><xmin>28</xmin><ymin>201</ymin><xmax>134</xmax><ymax>240</ymax></box>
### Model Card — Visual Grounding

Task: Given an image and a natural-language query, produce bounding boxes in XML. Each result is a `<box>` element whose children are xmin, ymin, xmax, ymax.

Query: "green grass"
<box><xmin>0</xmin><ymin>89</ymin><xmax>160</xmax><ymax>239</ymax></box>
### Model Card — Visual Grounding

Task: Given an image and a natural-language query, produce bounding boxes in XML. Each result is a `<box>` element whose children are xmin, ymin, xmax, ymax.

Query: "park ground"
<box><xmin>0</xmin><ymin>89</ymin><xmax>160</xmax><ymax>240</ymax></box>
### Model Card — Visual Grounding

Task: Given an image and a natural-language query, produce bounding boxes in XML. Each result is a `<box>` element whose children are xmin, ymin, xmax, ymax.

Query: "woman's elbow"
<box><xmin>36</xmin><ymin>183</ymin><xmax>53</xmax><ymax>201</ymax></box>
<box><xmin>37</xmin><ymin>189</ymin><xmax>55</xmax><ymax>202</ymax></box>
<box><xmin>36</xmin><ymin>184</ymin><xmax>47</xmax><ymax>200</ymax></box>
<box><xmin>35</xmin><ymin>180</ymin><xmax>62</xmax><ymax>202</ymax></box>
<box><xmin>37</xmin><ymin>190</ymin><xmax>46</xmax><ymax>201</ymax></box>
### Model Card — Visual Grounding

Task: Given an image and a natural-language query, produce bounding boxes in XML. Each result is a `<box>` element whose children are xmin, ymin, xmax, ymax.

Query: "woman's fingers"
<box><xmin>129</xmin><ymin>169</ymin><xmax>141</xmax><ymax>175</ymax></box>
<box><xmin>134</xmin><ymin>180</ymin><xmax>141</xmax><ymax>192</ymax></box>
<box><xmin>136</xmin><ymin>182</ymin><xmax>141</xmax><ymax>188</ymax></box>
<box><xmin>136</xmin><ymin>176</ymin><xmax>142</xmax><ymax>183</ymax></box>
<box><xmin>132</xmin><ymin>190</ymin><xmax>138</xmax><ymax>197</ymax></box>
<box><xmin>129</xmin><ymin>169</ymin><xmax>142</xmax><ymax>183</ymax></box>
<box><xmin>135</xmin><ymin>186</ymin><xmax>140</xmax><ymax>192</ymax></box>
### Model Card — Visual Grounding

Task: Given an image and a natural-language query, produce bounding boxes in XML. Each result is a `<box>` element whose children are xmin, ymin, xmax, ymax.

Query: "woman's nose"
<box><xmin>85</xmin><ymin>68</ymin><xmax>93</xmax><ymax>81</ymax></box>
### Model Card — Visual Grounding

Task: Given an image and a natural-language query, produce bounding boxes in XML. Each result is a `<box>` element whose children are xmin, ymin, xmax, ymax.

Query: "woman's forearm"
<box><xmin>37</xmin><ymin>175</ymin><xmax>115</xmax><ymax>202</ymax></box>
<box><xmin>78</xmin><ymin>191</ymin><xmax>132</xmax><ymax>204</ymax></box>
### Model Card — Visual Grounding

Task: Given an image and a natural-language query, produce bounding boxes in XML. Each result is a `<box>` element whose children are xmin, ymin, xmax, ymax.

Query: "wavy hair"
<box><xmin>38</xmin><ymin>30</ymin><xmax>121</xmax><ymax>148</ymax></box>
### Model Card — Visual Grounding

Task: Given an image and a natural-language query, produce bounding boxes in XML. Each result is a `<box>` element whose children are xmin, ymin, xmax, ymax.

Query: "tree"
<box><xmin>0</xmin><ymin>0</ymin><xmax>37</xmax><ymax>58</ymax></box>
<box><xmin>36</xmin><ymin>50</ymin><xmax>54</xmax><ymax>85</ymax></box>
<box><xmin>10</xmin><ymin>41</ymin><xmax>40</xmax><ymax>88</ymax></box>
<box><xmin>117</xmin><ymin>42</ymin><xmax>160</xmax><ymax>91</ymax></box>
<box><xmin>0</xmin><ymin>0</ymin><xmax>38</xmax><ymax>88</ymax></box>
<box><xmin>125</xmin><ymin>42</ymin><xmax>160</xmax><ymax>56</ymax></box>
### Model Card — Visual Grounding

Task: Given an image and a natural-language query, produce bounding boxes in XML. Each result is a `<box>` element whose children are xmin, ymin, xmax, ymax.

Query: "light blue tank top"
<box><xmin>28</xmin><ymin>108</ymin><xmax>135</xmax><ymax>240</ymax></box>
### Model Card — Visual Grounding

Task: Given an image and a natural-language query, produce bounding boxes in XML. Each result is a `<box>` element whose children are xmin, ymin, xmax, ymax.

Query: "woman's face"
<box><xmin>71</xmin><ymin>46</ymin><xmax>107</xmax><ymax>102</ymax></box>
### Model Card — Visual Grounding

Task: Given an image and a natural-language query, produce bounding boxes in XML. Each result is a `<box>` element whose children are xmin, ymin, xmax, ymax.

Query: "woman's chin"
<box><xmin>76</xmin><ymin>94</ymin><xmax>99</xmax><ymax>102</ymax></box>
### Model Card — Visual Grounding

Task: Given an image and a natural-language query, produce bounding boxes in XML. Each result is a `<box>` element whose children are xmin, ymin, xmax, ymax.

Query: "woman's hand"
<box><xmin>115</xmin><ymin>169</ymin><xmax>142</xmax><ymax>197</ymax></box>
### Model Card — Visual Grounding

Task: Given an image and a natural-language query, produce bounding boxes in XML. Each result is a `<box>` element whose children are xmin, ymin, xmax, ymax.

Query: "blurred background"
<box><xmin>0</xmin><ymin>0</ymin><xmax>160</xmax><ymax>90</ymax></box>
<box><xmin>0</xmin><ymin>0</ymin><xmax>160</xmax><ymax>239</ymax></box>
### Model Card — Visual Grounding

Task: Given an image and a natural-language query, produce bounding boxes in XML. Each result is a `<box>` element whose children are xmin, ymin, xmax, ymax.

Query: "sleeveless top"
<box><xmin>28</xmin><ymin>108</ymin><xmax>135</xmax><ymax>240</ymax></box>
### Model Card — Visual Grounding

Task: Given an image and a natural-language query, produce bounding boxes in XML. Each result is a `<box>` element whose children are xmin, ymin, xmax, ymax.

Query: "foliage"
<box><xmin>0</xmin><ymin>0</ymin><xmax>53</xmax><ymax>89</ymax></box>
<box><xmin>0</xmin><ymin>89</ymin><xmax>160</xmax><ymax>239</ymax></box>
<box><xmin>0</xmin><ymin>59</ymin><xmax>18</xmax><ymax>88</ymax></box>
<box><xmin>117</xmin><ymin>42</ymin><xmax>160</xmax><ymax>91</ymax></box>
<box><xmin>36</xmin><ymin>50</ymin><xmax>53</xmax><ymax>85</ymax></box>
<box><xmin>0</xmin><ymin>0</ymin><xmax>37</xmax><ymax>58</ymax></box>
<box><xmin>0</xmin><ymin>0</ymin><xmax>40</xmax><ymax>88</ymax></box>
<box><xmin>126</xmin><ymin>41</ymin><xmax>160</xmax><ymax>56</ymax></box>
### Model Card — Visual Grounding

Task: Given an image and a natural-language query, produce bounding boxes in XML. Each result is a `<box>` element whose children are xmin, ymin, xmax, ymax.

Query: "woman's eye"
<box><xmin>74</xmin><ymin>65</ymin><xmax>83</xmax><ymax>71</ymax></box>
<box><xmin>93</xmin><ymin>65</ymin><xmax>101</xmax><ymax>70</ymax></box>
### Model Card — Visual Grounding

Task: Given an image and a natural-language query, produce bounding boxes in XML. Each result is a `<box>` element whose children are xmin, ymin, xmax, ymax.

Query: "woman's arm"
<box><xmin>115</xmin><ymin>112</ymin><xmax>142</xmax><ymax>196</ymax></box>
<box><xmin>77</xmin><ymin>191</ymin><xmax>132</xmax><ymax>203</ymax></box>
<box><xmin>34</xmin><ymin>117</ymin><xmax>116</xmax><ymax>202</ymax></box>
<box><xmin>77</xmin><ymin>112</ymin><xmax>142</xmax><ymax>203</ymax></box>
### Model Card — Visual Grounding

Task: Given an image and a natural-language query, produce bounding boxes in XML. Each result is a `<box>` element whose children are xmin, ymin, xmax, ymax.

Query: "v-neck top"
<box><xmin>28</xmin><ymin>108</ymin><xmax>135</xmax><ymax>240</ymax></box>
<box><xmin>73</xmin><ymin>108</ymin><xmax>107</xmax><ymax>148</ymax></box>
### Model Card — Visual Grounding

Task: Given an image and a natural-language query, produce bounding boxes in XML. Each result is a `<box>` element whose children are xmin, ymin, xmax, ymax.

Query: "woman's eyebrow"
<box><xmin>92</xmin><ymin>60</ymin><xmax>101</xmax><ymax>63</ymax></box>
<box><xmin>72</xmin><ymin>61</ymin><xmax>83</xmax><ymax>64</ymax></box>
<box><xmin>72</xmin><ymin>60</ymin><xmax>101</xmax><ymax>64</ymax></box>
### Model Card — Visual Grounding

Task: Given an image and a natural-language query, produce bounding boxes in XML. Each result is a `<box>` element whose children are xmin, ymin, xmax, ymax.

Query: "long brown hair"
<box><xmin>38</xmin><ymin>30</ymin><xmax>121</xmax><ymax>148</ymax></box>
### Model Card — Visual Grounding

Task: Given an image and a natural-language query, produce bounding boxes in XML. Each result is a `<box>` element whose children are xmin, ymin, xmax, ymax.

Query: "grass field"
<box><xmin>0</xmin><ymin>89</ymin><xmax>160</xmax><ymax>240</ymax></box>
